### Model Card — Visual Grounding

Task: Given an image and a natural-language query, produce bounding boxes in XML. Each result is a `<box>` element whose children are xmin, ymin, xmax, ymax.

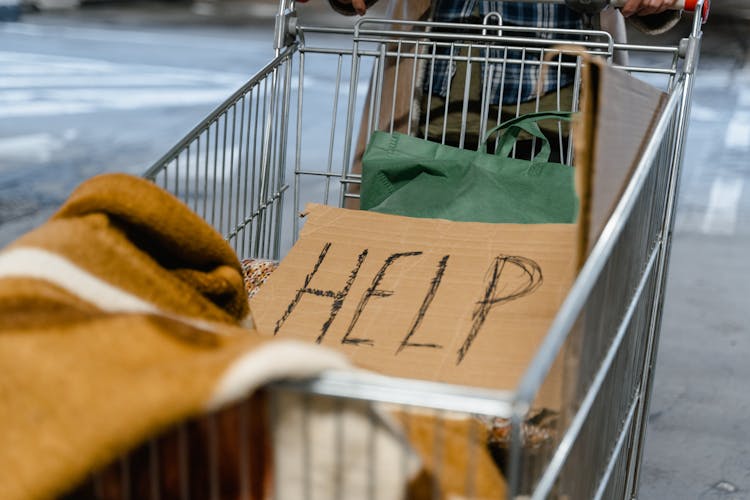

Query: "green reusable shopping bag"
<box><xmin>360</xmin><ymin>111</ymin><xmax>578</xmax><ymax>224</ymax></box>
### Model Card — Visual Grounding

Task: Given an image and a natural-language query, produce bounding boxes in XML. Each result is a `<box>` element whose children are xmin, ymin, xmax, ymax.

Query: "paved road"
<box><xmin>0</xmin><ymin>3</ymin><xmax>748</xmax><ymax>498</ymax></box>
<box><xmin>0</xmin><ymin>5</ymin><xmax>280</xmax><ymax>245</ymax></box>
<box><xmin>638</xmin><ymin>13</ymin><xmax>750</xmax><ymax>500</ymax></box>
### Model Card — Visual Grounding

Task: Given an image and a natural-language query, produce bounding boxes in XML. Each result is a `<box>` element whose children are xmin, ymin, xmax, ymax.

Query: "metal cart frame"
<box><xmin>143</xmin><ymin>1</ymin><xmax>706</xmax><ymax>497</ymax></box>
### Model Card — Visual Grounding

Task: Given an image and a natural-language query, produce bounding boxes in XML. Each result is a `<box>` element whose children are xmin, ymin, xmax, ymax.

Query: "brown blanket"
<box><xmin>0</xmin><ymin>174</ymin><xmax>420</xmax><ymax>500</ymax></box>
<box><xmin>0</xmin><ymin>173</ymin><xmax>516</xmax><ymax>499</ymax></box>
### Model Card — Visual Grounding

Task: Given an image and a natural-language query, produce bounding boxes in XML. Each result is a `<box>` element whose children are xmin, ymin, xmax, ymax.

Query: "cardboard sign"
<box><xmin>251</xmin><ymin>204</ymin><xmax>578</xmax><ymax>394</ymax></box>
<box><xmin>250</xmin><ymin>49</ymin><xmax>667</xmax><ymax>404</ymax></box>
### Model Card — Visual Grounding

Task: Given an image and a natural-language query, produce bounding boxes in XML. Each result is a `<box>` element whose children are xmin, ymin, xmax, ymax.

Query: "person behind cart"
<box><xmin>324</xmin><ymin>0</ymin><xmax>682</xmax><ymax>206</ymax></box>
<box><xmin>328</xmin><ymin>0</ymin><xmax>679</xmax><ymax>29</ymax></box>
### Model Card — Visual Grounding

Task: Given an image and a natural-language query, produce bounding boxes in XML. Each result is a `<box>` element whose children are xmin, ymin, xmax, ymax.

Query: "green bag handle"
<box><xmin>479</xmin><ymin>111</ymin><xmax>574</xmax><ymax>163</ymax></box>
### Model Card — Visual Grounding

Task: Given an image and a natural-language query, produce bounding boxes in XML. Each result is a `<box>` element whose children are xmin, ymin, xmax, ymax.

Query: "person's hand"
<box><xmin>621</xmin><ymin>0</ymin><xmax>674</xmax><ymax>17</ymax></box>
<box><xmin>338</xmin><ymin>0</ymin><xmax>368</xmax><ymax>16</ymax></box>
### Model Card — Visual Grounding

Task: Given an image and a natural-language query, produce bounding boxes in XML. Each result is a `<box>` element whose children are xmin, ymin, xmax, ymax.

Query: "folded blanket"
<box><xmin>0</xmin><ymin>174</ymin><xmax>419</xmax><ymax>500</ymax></box>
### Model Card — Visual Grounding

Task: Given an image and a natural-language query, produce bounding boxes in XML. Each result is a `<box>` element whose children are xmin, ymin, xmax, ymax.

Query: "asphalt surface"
<box><xmin>0</xmin><ymin>2</ymin><xmax>748</xmax><ymax>498</ymax></box>
<box><xmin>637</xmin><ymin>12</ymin><xmax>750</xmax><ymax>500</ymax></box>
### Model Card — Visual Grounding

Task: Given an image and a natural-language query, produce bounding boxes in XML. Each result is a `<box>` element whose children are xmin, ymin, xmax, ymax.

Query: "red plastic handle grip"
<box><xmin>683</xmin><ymin>0</ymin><xmax>710</xmax><ymax>22</ymax></box>
<box><xmin>614</xmin><ymin>0</ymin><xmax>710</xmax><ymax>22</ymax></box>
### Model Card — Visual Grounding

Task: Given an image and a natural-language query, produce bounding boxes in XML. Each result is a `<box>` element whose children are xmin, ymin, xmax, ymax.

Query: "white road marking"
<box><xmin>737</xmin><ymin>55</ymin><xmax>750</xmax><ymax>104</ymax></box>
<box><xmin>740</xmin><ymin>87</ymin><xmax>750</xmax><ymax>107</ymax></box>
<box><xmin>701</xmin><ymin>177</ymin><xmax>744</xmax><ymax>236</ymax></box>
<box><xmin>740</xmin><ymin>53</ymin><xmax>750</xmax><ymax>101</ymax></box>
<box><xmin>0</xmin><ymin>21</ymin><xmax>267</xmax><ymax>50</ymax></box>
<box><xmin>0</xmin><ymin>133</ymin><xmax>67</xmax><ymax>163</ymax></box>
<box><xmin>725</xmin><ymin>111</ymin><xmax>750</xmax><ymax>150</ymax></box>
<box><xmin>690</xmin><ymin>105</ymin><xmax>723</xmax><ymax>122</ymax></box>
<box><xmin>0</xmin><ymin>50</ymin><xmax>334</xmax><ymax>119</ymax></box>
<box><xmin>0</xmin><ymin>50</ymin><xmax>245</xmax><ymax>85</ymax></box>
<box><xmin>0</xmin><ymin>74</ymin><xmax>242</xmax><ymax>88</ymax></box>
<box><xmin>0</xmin><ymin>50</ymin><xmax>247</xmax><ymax>118</ymax></box>
<box><xmin>691</xmin><ymin>70</ymin><xmax>735</xmax><ymax>90</ymax></box>
<box><xmin>0</xmin><ymin>90</ymin><xmax>234</xmax><ymax>118</ymax></box>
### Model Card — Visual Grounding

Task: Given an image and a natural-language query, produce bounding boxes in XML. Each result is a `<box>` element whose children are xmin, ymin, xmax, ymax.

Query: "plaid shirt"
<box><xmin>428</xmin><ymin>0</ymin><xmax>583</xmax><ymax>105</ymax></box>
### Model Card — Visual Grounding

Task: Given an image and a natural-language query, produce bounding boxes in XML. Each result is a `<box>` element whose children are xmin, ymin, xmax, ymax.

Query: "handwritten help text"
<box><xmin>273</xmin><ymin>242</ymin><xmax>543</xmax><ymax>365</ymax></box>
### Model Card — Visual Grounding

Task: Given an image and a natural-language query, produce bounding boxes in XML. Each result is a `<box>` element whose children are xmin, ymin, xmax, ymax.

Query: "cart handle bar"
<box><xmin>610</xmin><ymin>0</ymin><xmax>709</xmax><ymax>22</ymax></box>
<box><xmin>295</xmin><ymin>0</ymin><xmax>709</xmax><ymax>23</ymax></box>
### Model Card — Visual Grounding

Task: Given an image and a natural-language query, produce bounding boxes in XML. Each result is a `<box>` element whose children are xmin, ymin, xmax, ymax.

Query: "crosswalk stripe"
<box><xmin>0</xmin><ymin>21</ymin><xmax>267</xmax><ymax>51</ymax></box>
<box><xmin>726</xmin><ymin>111</ymin><xmax>750</xmax><ymax>150</ymax></box>
<box><xmin>0</xmin><ymin>50</ymin><xmax>246</xmax><ymax>118</ymax></box>
<box><xmin>0</xmin><ymin>50</ymin><xmax>245</xmax><ymax>84</ymax></box>
<box><xmin>0</xmin><ymin>133</ymin><xmax>66</xmax><ymax>164</ymax></box>
<box><xmin>0</xmin><ymin>74</ymin><xmax>243</xmax><ymax>88</ymax></box>
<box><xmin>701</xmin><ymin>177</ymin><xmax>744</xmax><ymax>236</ymax></box>
<box><xmin>679</xmin><ymin>57</ymin><xmax>750</xmax><ymax>237</ymax></box>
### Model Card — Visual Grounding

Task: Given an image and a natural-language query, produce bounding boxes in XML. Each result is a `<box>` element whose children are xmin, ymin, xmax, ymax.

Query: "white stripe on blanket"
<box><xmin>0</xmin><ymin>246</ymin><xmax>160</xmax><ymax>314</ymax></box>
<box><xmin>210</xmin><ymin>342</ymin><xmax>422</xmax><ymax>500</ymax></box>
<box><xmin>0</xmin><ymin>246</ymin><xmax>253</xmax><ymax>339</ymax></box>
<box><xmin>0</xmin><ymin>248</ymin><xmax>420</xmax><ymax>499</ymax></box>
<box><xmin>207</xmin><ymin>340</ymin><xmax>351</xmax><ymax>410</ymax></box>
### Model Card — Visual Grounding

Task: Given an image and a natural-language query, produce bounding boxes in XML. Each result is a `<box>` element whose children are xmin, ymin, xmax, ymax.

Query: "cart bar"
<box><xmin>592</xmin><ymin>393</ymin><xmax>640</xmax><ymax>500</ymax></box>
<box><xmin>273</xmin><ymin>370</ymin><xmax>516</xmax><ymax>417</ymax></box>
<box><xmin>353</xmin><ymin>30</ymin><xmax>613</xmax><ymax>53</ymax></box>
<box><xmin>353</xmin><ymin>18</ymin><xmax>613</xmax><ymax>45</ymax></box>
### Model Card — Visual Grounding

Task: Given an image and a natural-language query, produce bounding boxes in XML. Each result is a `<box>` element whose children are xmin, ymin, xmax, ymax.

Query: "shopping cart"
<box><xmin>137</xmin><ymin>0</ymin><xmax>708</xmax><ymax>498</ymax></box>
